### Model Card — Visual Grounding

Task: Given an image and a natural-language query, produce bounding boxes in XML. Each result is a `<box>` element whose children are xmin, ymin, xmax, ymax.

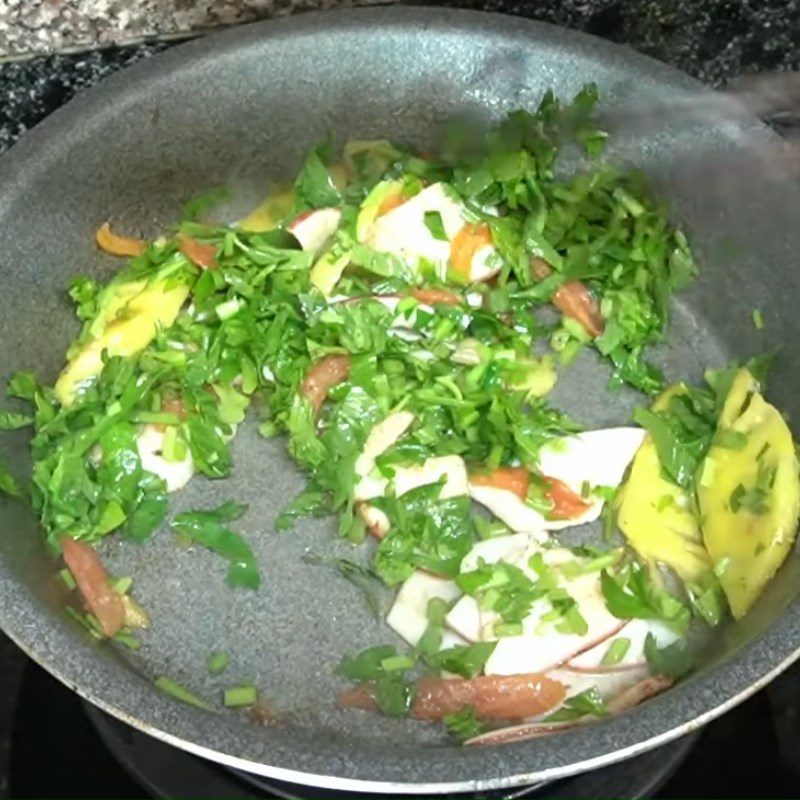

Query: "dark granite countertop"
<box><xmin>2</xmin><ymin>0</ymin><xmax>800</xmax><ymax>155</ymax></box>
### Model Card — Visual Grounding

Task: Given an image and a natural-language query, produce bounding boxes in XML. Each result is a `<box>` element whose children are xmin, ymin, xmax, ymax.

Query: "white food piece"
<box><xmin>568</xmin><ymin>618</ymin><xmax>680</xmax><ymax>671</ymax></box>
<box><xmin>366</xmin><ymin>182</ymin><xmax>500</xmax><ymax>283</ymax></box>
<box><xmin>393</xmin><ymin>456</ymin><xmax>469</xmax><ymax>499</ymax></box>
<box><xmin>483</xmin><ymin>572</ymin><xmax>623</xmax><ymax>676</ymax></box>
<box><xmin>467</xmin><ymin>483</ymin><xmax>553</xmax><ymax>534</ymax></box>
<box><xmin>444</xmin><ymin>533</ymin><xmax>542</xmax><ymax>643</ymax></box>
<box><xmin>356</xmin><ymin>411</ymin><xmax>415</xmax><ymax>476</ymax></box>
<box><xmin>357</xmin><ymin>455</ymin><xmax>469</xmax><ymax>539</ymax></box>
<box><xmin>538</xmin><ymin>427</ymin><xmax>647</xmax><ymax>498</ymax></box>
<box><xmin>136</xmin><ymin>425</ymin><xmax>194</xmax><ymax>493</ymax></box>
<box><xmin>469</xmin><ymin>244</ymin><xmax>501</xmax><ymax>282</ymax></box>
<box><xmin>353</xmin><ymin>410</ymin><xmax>468</xmax><ymax>537</ymax></box>
<box><xmin>445</xmin><ymin>536</ymin><xmax>626</xmax><ymax>676</ymax></box>
<box><xmin>357</xmin><ymin>503</ymin><xmax>391</xmax><ymax>540</ymax></box>
<box><xmin>468</xmin><ymin>427</ymin><xmax>647</xmax><ymax>532</ymax></box>
<box><xmin>459</xmin><ymin>532</ymin><xmax>532</xmax><ymax>573</ymax></box>
<box><xmin>356</xmin><ymin>455</ymin><xmax>468</xmax><ymax>503</ymax></box>
<box><xmin>386</xmin><ymin>570</ymin><xmax>463</xmax><ymax>647</ymax></box>
<box><xmin>445</xmin><ymin>595</ymin><xmax>484</xmax><ymax>643</ymax></box>
<box><xmin>288</xmin><ymin>208</ymin><xmax>342</xmax><ymax>254</ymax></box>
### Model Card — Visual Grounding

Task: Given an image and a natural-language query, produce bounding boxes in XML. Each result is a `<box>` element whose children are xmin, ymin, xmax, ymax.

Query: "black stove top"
<box><xmin>6</xmin><ymin>651</ymin><xmax>800</xmax><ymax>799</ymax></box>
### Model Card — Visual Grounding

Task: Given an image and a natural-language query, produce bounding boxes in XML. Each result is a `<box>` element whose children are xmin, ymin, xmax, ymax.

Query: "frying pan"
<box><xmin>1</xmin><ymin>6</ymin><xmax>800</xmax><ymax>794</ymax></box>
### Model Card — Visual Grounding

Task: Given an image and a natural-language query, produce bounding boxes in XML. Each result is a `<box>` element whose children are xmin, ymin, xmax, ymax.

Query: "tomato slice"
<box><xmin>469</xmin><ymin>466</ymin><xmax>530</xmax><ymax>501</ymax></box>
<box><xmin>410</xmin><ymin>287</ymin><xmax>461</xmax><ymax>306</ymax></box>
<box><xmin>61</xmin><ymin>536</ymin><xmax>125</xmax><ymax>637</ymax></box>
<box><xmin>543</xmin><ymin>476</ymin><xmax>591</xmax><ymax>519</ymax></box>
<box><xmin>377</xmin><ymin>191</ymin><xmax>406</xmax><ymax>217</ymax></box>
<box><xmin>339</xmin><ymin>673</ymin><xmax>567</xmax><ymax>721</ymax></box>
<box><xmin>450</xmin><ymin>223</ymin><xmax>493</xmax><ymax>278</ymax></box>
<box><xmin>553</xmin><ymin>281</ymin><xmax>604</xmax><ymax>338</ymax></box>
<box><xmin>95</xmin><ymin>222</ymin><xmax>147</xmax><ymax>258</ymax></box>
<box><xmin>530</xmin><ymin>257</ymin><xmax>604</xmax><ymax>338</ymax></box>
<box><xmin>178</xmin><ymin>235</ymin><xmax>218</xmax><ymax>270</ymax></box>
<box><xmin>300</xmin><ymin>354</ymin><xmax>351</xmax><ymax>414</ymax></box>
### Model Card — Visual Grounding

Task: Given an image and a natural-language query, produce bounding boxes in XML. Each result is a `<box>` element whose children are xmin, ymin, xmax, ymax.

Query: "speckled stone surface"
<box><xmin>0</xmin><ymin>7</ymin><xmax>800</xmax><ymax>791</ymax></box>
<box><xmin>0</xmin><ymin>0</ymin><xmax>385</xmax><ymax>58</ymax></box>
<box><xmin>2</xmin><ymin>0</ymin><xmax>800</xmax><ymax>154</ymax></box>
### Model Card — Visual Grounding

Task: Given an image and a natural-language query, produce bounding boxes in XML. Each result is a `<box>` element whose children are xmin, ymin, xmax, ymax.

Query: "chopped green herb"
<box><xmin>0</xmin><ymin>411</ymin><xmax>33</xmax><ymax>430</ymax></box>
<box><xmin>171</xmin><ymin>502</ymin><xmax>260</xmax><ymax>590</ymax></box>
<box><xmin>644</xmin><ymin>632</ymin><xmax>695</xmax><ymax>679</ymax></box>
<box><xmin>545</xmin><ymin>687</ymin><xmax>608</xmax><ymax>722</ymax></box>
<box><xmin>207</xmin><ymin>651</ymin><xmax>229</xmax><ymax>675</ymax></box>
<box><xmin>443</xmin><ymin>705</ymin><xmax>486</xmax><ymax>742</ymax></box>
<box><xmin>423</xmin><ymin>211</ymin><xmax>448</xmax><ymax>241</ymax></box>
<box><xmin>601</xmin><ymin>637</ymin><xmax>631</xmax><ymax>666</ymax></box>
<box><xmin>155</xmin><ymin>676</ymin><xmax>213</xmax><ymax>711</ymax></box>
<box><xmin>113</xmin><ymin>630</ymin><xmax>141</xmax><ymax>650</ymax></box>
<box><xmin>752</xmin><ymin>309</ymin><xmax>764</xmax><ymax>330</ymax></box>
<box><xmin>425</xmin><ymin>642</ymin><xmax>496</xmax><ymax>678</ymax></box>
<box><xmin>380</xmin><ymin>655</ymin><xmax>416</xmax><ymax>672</ymax></box>
<box><xmin>223</xmin><ymin>685</ymin><xmax>258</xmax><ymax>707</ymax></box>
<box><xmin>600</xmin><ymin>563</ymin><xmax>691</xmax><ymax>633</ymax></box>
<box><xmin>59</xmin><ymin>568</ymin><xmax>77</xmax><ymax>591</ymax></box>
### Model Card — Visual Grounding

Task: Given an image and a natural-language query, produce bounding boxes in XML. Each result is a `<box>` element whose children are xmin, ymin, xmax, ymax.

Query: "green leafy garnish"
<box><xmin>644</xmin><ymin>632</ymin><xmax>695</xmax><ymax>679</ymax></box>
<box><xmin>600</xmin><ymin>563</ymin><xmax>690</xmax><ymax>633</ymax></box>
<box><xmin>423</xmin><ymin>211</ymin><xmax>448</xmax><ymax>241</ymax></box>
<box><xmin>545</xmin><ymin>687</ymin><xmax>608</xmax><ymax>722</ymax></box>
<box><xmin>601</xmin><ymin>637</ymin><xmax>631</xmax><ymax>666</ymax></box>
<box><xmin>337</xmin><ymin>645</ymin><xmax>417</xmax><ymax>717</ymax></box>
<box><xmin>443</xmin><ymin>705</ymin><xmax>486</xmax><ymax>742</ymax></box>
<box><xmin>207</xmin><ymin>651</ymin><xmax>229</xmax><ymax>675</ymax></box>
<box><xmin>171</xmin><ymin>502</ymin><xmax>260</xmax><ymax>590</ymax></box>
<box><xmin>155</xmin><ymin>676</ymin><xmax>213</xmax><ymax>711</ymax></box>
<box><xmin>223</xmin><ymin>684</ymin><xmax>258</xmax><ymax>707</ymax></box>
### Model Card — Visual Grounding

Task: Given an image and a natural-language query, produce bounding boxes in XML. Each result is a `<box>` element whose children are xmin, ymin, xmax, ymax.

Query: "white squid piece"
<box><xmin>468</xmin><ymin>427</ymin><xmax>647</xmax><ymax>533</ymax></box>
<box><xmin>136</xmin><ymin>425</ymin><xmax>194</xmax><ymax>493</ymax></box>
<box><xmin>353</xmin><ymin>411</ymin><xmax>469</xmax><ymax>537</ymax></box>
<box><xmin>568</xmin><ymin>618</ymin><xmax>680</xmax><ymax>671</ymax></box>
<box><xmin>287</xmin><ymin>207</ymin><xmax>342</xmax><ymax>254</ymax></box>
<box><xmin>386</xmin><ymin>570</ymin><xmax>466</xmax><ymax>648</ymax></box>
<box><xmin>366</xmin><ymin>183</ymin><xmax>501</xmax><ymax>283</ymax></box>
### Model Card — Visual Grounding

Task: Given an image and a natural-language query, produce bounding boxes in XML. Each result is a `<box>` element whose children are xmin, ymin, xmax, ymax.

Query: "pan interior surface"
<box><xmin>1</xmin><ymin>7</ymin><xmax>800</xmax><ymax>793</ymax></box>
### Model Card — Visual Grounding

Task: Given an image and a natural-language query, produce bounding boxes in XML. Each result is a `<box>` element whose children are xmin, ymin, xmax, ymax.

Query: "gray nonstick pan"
<box><xmin>1</xmin><ymin>6</ymin><xmax>799</xmax><ymax>794</ymax></box>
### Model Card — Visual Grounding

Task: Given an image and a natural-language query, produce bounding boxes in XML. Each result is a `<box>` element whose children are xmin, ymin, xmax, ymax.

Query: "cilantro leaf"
<box><xmin>600</xmin><ymin>563</ymin><xmax>691</xmax><ymax>633</ymax></box>
<box><xmin>171</xmin><ymin>502</ymin><xmax>260</xmax><ymax>590</ymax></box>
<box><xmin>294</xmin><ymin>147</ymin><xmax>342</xmax><ymax>210</ymax></box>
<box><xmin>425</xmin><ymin>642</ymin><xmax>496</xmax><ymax>678</ymax></box>
<box><xmin>0</xmin><ymin>411</ymin><xmax>33</xmax><ymax>430</ymax></box>
<box><xmin>545</xmin><ymin>687</ymin><xmax>608</xmax><ymax>722</ymax></box>
<box><xmin>0</xmin><ymin>455</ymin><xmax>22</xmax><ymax>498</ymax></box>
<box><xmin>443</xmin><ymin>706</ymin><xmax>486</xmax><ymax>742</ymax></box>
<box><xmin>644</xmin><ymin>632</ymin><xmax>695</xmax><ymax>679</ymax></box>
<box><xmin>424</xmin><ymin>211</ymin><xmax>448</xmax><ymax>241</ymax></box>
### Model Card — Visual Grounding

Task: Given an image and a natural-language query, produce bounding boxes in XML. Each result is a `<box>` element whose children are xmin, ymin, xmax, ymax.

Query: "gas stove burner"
<box><xmin>19</xmin><ymin>657</ymin><xmax>800</xmax><ymax>799</ymax></box>
<box><xmin>231</xmin><ymin>767</ymin><xmax>550</xmax><ymax>800</ymax></box>
<box><xmin>84</xmin><ymin>701</ymin><xmax>697</xmax><ymax>799</ymax></box>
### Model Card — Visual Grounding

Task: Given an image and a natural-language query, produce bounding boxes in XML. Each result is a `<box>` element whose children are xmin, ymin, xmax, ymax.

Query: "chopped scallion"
<box><xmin>156</xmin><ymin>676</ymin><xmax>213</xmax><ymax>711</ymax></box>
<box><xmin>207</xmin><ymin>651</ymin><xmax>229</xmax><ymax>675</ymax></box>
<box><xmin>223</xmin><ymin>685</ymin><xmax>258</xmax><ymax>707</ymax></box>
